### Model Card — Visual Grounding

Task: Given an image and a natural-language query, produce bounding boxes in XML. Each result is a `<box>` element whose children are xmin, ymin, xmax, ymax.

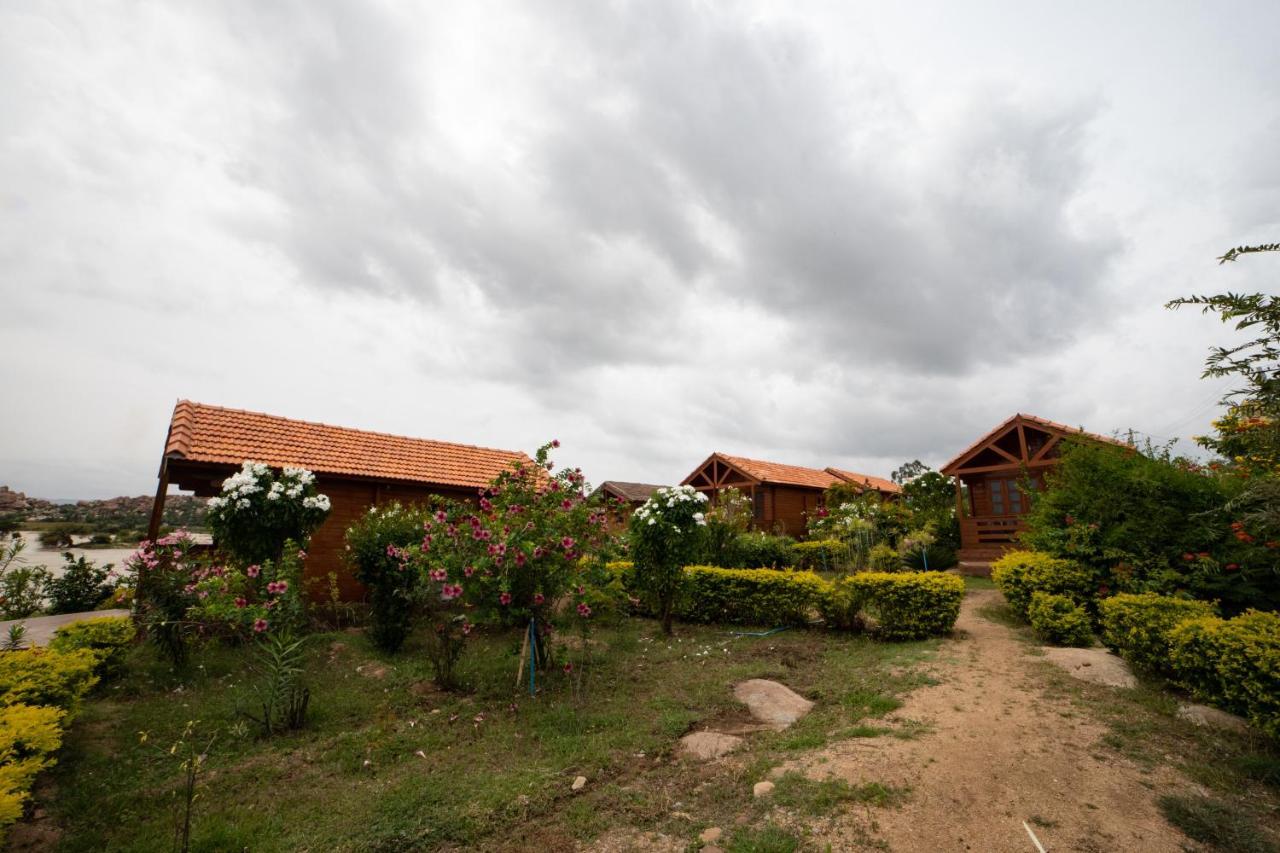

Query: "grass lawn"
<box><xmin>43</xmin><ymin>618</ymin><xmax>939</xmax><ymax>851</ymax></box>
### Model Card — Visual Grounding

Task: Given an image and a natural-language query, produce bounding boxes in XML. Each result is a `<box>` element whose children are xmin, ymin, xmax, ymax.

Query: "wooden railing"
<box><xmin>960</xmin><ymin>515</ymin><xmax>1024</xmax><ymax>545</ymax></box>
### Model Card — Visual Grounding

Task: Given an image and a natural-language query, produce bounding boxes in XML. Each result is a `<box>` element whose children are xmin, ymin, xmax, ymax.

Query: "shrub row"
<box><xmin>1028</xmin><ymin>592</ymin><xmax>1093</xmax><ymax>647</ymax></box>
<box><xmin>1098</xmin><ymin>593</ymin><xmax>1280</xmax><ymax>738</ymax></box>
<box><xmin>607</xmin><ymin>562</ymin><xmax>964</xmax><ymax>640</ymax></box>
<box><xmin>990</xmin><ymin>550</ymin><xmax>1098</xmax><ymax>618</ymax></box>
<box><xmin>0</xmin><ymin>616</ymin><xmax>134</xmax><ymax>839</ymax></box>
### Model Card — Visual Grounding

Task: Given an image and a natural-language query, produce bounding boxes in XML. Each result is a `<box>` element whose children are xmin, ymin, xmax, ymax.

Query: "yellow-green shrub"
<box><xmin>0</xmin><ymin>703</ymin><xmax>66</xmax><ymax>841</ymax></box>
<box><xmin>991</xmin><ymin>550</ymin><xmax>1096</xmax><ymax>618</ymax></box>
<box><xmin>846</xmin><ymin>572</ymin><xmax>964</xmax><ymax>640</ymax></box>
<box><xmin>1028</xmin><ymin>592</ymin><xmax>1093</xmax><ymax>647</ymax></box>
<box><xmin>680</xmin><ymin>566</ymin><xmax>827</xmax><ymax>626</ymax></box>
<box><xmin>1097</xmin><ymin>593</ymin><xmax>1217</xmax><ymax>675</ymax></box>
<box><xmin>817</xmin><ymin>575</ymin><xmax>868</xmax><ymax>631</ymax></box>
<box><xmin>868</xmin><ymin>543</ymin><xmax>903</xmax><ymax>573</ymax></box>
<box><xmin>50</xmin><ymin>616</ymin><xmax>136</xmax><ymax>680</ymax></box>
<box><xmin>792</xmin><ymin>540</ymin><xmax>849</xmax><ymax>572</ymax></box>
<box><xmin>0</xmin><ymin>648</ymin><xmax>98</xmax><ymax>719</ymax></box>
<box><xmin>1168</xmin><ymin>610</ymin><xmax>1280</xmax><ymax>738</ymax></box>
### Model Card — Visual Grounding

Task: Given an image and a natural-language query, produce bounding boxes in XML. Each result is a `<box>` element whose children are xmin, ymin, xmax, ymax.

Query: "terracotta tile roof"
<box><xmin>592</xmin><ymin>481</ymin><xmax>666</xmax><ymax>503</ymax></box>
<box><xmin>825</xmin><ymin>468</ymin><xmax>902</xmax><ymax>494</ymax></box>
<box><xmin>163</xmin><ymin>400</ymin><xmax>530</xmax><ymax>489</ymax></box>
<box><xmin>940</xmin><ymin>412</ymin><xmax>1131</xmax><ymax>474</ymax></box>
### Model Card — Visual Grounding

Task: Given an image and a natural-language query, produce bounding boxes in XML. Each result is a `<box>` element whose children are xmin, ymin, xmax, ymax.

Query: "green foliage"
<box><xmin>49</xmin><ymin>616</ymin><xmax>136</xmax><ymax>680</ymax></box>
<box><xmin>1158</xmin><ymin>793</ymin><xmax>1277</xmax><ymax>853</ymax></box>
<box><xmin>630</xmin><ymin>485</ymin><xmax>708</xmax><ymax>634</ymax></box>
<box><xmin>680</xmin><ymin>566</ymin><xmax>827</xmax><ymax>626</ymax></box>
<box><xmin>1097</xmin><ymin>593</ymin><xmax>1217</xmax><ymax>675</ymax></box>
<box><xmin>1168</xmin><ymin>609</ymin><xmax>1280</xmax><ymax>738</ymax></box>
<box><xmin>1019</xmin><ymin>439</ymin><xmax>1277</xmax><ymax>612</ymax></box>
<box><xmin>729</xmin><ymin>532</ymin><xmax>796</xmax><ymax>569</ymax></box>
<box><xmin>128</xmin><ymin>532</ymin><xmax>201</xmax><ymax>668</ymax></box>
<box><xmin>902</xmin><ymin>543</ymin><xmax>958</xmax><ymax>571</ymax></box>
<box><xmin>898</xmin><ymin>468</ymin><xmax>961</xmax><ymax>549</ymax></box>
<box><xmin>0</xmin><ymin>565</ymin><xmax>50</xmax><ymax>620</ymax></box>
<box><xmin>990</xmin><ymin>550</ymin><xmax>1097</xmax><ymax>619</ymax></box>
<box><xmin>846</xmin><ymin>571</ymin><xmax>964</xmax><ymax>640</ymax></box>
<box><xmin>243</xmin><ymin>632</ymin><xmax>310</xmax><ymax>736</ymax></box>
<box><xmin>0</xmin><ymin>648</ymin><xmax>98</xmax><ymax>719</ymax></box>
<box><xmin>0</xmin><ymin>703</ymin><xmax>66</xmax><ymax>842</ymax></box>
<box><xmin>1027</xmin><ymin>592</ymin><xmax>1093</xmax><ymax>647</ymax></box>
<box><xmin>699</xmin><ymin>486</ymin><xmax>753</xmax><ymax>567</ymax></box>
<box><xmin>791</xmin><ymin>539</ymin><xmax>850</xmax><ymax>572</ymax></box>
<box><xmin>867</xmin><ymin>543</ymin><xmax>903</xmax><ymax>573</ymax></box>
<box><xmin>45</xmin><ymin>553</ymin><xmax>115</xmax><ymax>615</ymax></box>
<box><xmin>345</xmin><ymin>502</ymin><xmax>433</xmax><ymax>653</ymax></box>
<box><xmin>206</xmin><ymin>462</ymin><xmax>331</xmax><ymax>564</ymax></box>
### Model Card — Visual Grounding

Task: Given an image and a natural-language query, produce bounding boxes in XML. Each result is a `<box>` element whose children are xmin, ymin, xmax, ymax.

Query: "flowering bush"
<box><xmin>630</xmin><ymin>485</ymin><xmax>708</xmax><ymax>635</ymax></box>
<box><xmin>345</xmin><ymin>503</ymin><xmax>436</xmax><ymax>653</ymax></box>
<box><xmin>207</xmin><ymin>462</ymin><xmax>330</xmax><ymax>564</ymax></box>
<box><xmin>127</xmin><ymin>531</ymin><xmax>203</xmax><ymax>667</ymax></box>
<box><xmin>402</xmin><ymin>440</ymin><xmax>614</xmax><ymax>682</ymax></box>
<box><xmin>187</xmin><ymin>543</ymin><xmax>308</xmax><ymax>640</ymax></box>
<box><xmin>806</xmin><ymin>489</ymin><xmax>907</xmax><ymax>568</ymax></box>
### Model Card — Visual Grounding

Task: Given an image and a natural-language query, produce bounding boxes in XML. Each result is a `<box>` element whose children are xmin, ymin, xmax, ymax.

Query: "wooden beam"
<box><xmin>1030</xmin><ymin>435</ymin><xmax>1062</xmax><ymax>463</ymax></box>
<box><xmin>147</xmin><ymin>457</ymin><xmax>170</xmax><ymax>542</ymax></box>
<box><xmin>952</xmin><ymin>459</ymin><xmax>1057</xmax><ymax>476</ymax></box>
<box><xmin>1017</xmin><ymin>424</ymin><xmax>1029</xmax><ymax>462</ymax></box>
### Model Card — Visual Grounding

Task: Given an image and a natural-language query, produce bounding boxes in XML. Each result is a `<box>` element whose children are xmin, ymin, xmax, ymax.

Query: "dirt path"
<box><xmin>777</xmin><ymin>588</ymin><xmax>1197</xmax><ymax>852</ymax></box>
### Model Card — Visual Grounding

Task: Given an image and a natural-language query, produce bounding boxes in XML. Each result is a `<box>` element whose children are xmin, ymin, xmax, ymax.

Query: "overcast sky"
<box><xmin>3</xmin><ymin>1</ymin><xmax>1278</xmax><ymax>499</ymax></box>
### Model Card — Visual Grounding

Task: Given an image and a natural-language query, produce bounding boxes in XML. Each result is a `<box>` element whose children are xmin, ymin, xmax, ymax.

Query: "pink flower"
<box><xmin>234</xmin><ymin>597</ymin><xmax>247</xmax><ymax>608</ymax></box>
<box><xmin>461</xmin><ymin>621</ymin><xmax>473</xmax><ymax>635</ymax></box>
<box><xmin>499</xmin><ymin>592</ymin><xmax>512</xmax><ymax>606</ymax></box>
<box><xmin>253</xmin><ymin>618</ymin><xmax>269</xmax><ymax>633</ymax></box>
<box><xmin>246</xmin><ymin>565</ymin><xmax>261</xmax><ymax>578</ymax></box>
<box><xmin>561</xmin><ymin>499</ymin><xmax>573</xmax><ymax>510</ymax></box>
<box><xmin>533</xmin><ymin>546</ymin><xmax>546</xmax><ymax>559</ymax></box>
<box><xmin>441</xmin><ymin>584</ymin><xmax>463</xmax><ymax>601</ymax></box>
<box><xmin>561</xmin><ymin>537</ymin><xmax>576</xmax><ymax>550</ymax></box>
<box><xmin>533</xmin><ymin>593</ymin><xmax>545</xmax><ymax>605</ymax></box>
<box><xmin>479</xmin><ymin>497</ymin><xmax>493</xmax><ymax>512</ymax></box>
<box><xmin>297</xmin><ymin>549</ymin><xmax>307</xmax><ymax>560</ymax></box>
<box><xmin>435</xmin><ymin>510</ymin><xmax>448</xmax><ymax>523</ymax></box>
<box><xmin>577</xmin><ymin>585</ymin><xmax>585</xmax><ymax>595</ymax></box>
<box><xmin>563</xmin><ymin>662</ymin><xmax>573</xmax><ymax>673</ymax></box>
<box><xmin>386</xmin><ymin>544</ymin><xmax>399</xmax><ymax>558</ymax></box>
<box><xmin>551</xmin><ymin>439</ymin><xmax>560</xmax><ymax>448</ymax></box>
<box><xmin>463</xmin><ymin>565</ymin><xmax>475</xmax><ymax>577</ymax></box>
<box><xmin>429</xmin><ymin>568</ymin><xmax>447</xmax><ymax>583</ymax></box>
<box><xmin>577</xmin><ymin>602</ymin><xmax>592</xmax><ymax>618</ymax></box>
<box><xmin>515</xmin><ymin>552</ymin><xmax>527</xmax><ymax>567</ymax></box>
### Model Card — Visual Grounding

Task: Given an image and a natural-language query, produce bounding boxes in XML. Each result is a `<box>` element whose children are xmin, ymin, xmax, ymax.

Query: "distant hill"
<box><xmin>0</xmin><ymin>487</ymin><xmax>207</xmax><ymax>534</ymax></box>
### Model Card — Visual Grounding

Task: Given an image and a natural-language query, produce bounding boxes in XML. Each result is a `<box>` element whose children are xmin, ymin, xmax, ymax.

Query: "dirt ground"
<box><xmin>775</xmin><ymin>588</ymin><xmax>1200</xmax><ymax>852</ymax></box>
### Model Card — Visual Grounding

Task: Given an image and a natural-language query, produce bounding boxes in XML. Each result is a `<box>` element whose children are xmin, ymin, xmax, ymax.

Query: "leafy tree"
<box><xmin>630</xmin><ymin>486</ymin><xmax>708</xmax><ymax>635</ymax></box>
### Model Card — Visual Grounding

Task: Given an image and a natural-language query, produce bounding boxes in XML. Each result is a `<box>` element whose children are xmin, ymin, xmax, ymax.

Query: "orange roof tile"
<box><xmin>825</xmin><ymin>468</ymin><xmax>902</xmax><ymax>494</ymax></box>
<box><xmin>163</xmin><ymin>400</ymin><xmax>530</xmax><ymax>489</ymax></box>
<box><xmin>940</xmin><ymin>412</ymin><xmax>1130</xmax><ymax>474</ymax></box>
<box><xmin>712</xmin><ymin>454</ymin><xmax>898</xmax><ymax>493</ymax></box>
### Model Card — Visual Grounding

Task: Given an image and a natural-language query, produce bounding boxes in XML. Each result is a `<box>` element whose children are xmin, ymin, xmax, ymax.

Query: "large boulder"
<box><xmin>733</xmin><ymin>679</ymin><xmax>814</xmax><ymax>730</ymax></box>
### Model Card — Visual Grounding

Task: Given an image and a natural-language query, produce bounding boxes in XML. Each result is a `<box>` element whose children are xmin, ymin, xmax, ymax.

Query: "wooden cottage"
<box><xmin>588</xmin><ymin>481</ymin><xmax>667</xmax><ymax>529</ymax></box>
<box><xmin>148</xmin><ymin>400</ymin><xmax>530</xmax><ymax>600</ymax></box>
<box><xmin>940</xmin><ymin>413</ymin><xmax>1128</xmax><ymax>569</ymax></box>
<box><xmin>680</xmin><ymin>453</ymin><xmax>899</xmax><ymax>537</ymax></box>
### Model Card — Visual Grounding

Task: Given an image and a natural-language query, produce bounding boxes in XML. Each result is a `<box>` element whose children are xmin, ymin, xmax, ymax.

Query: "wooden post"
<box><xmin>146</xmin><ymin>457</ymin><xmax>170</xmax><ymax>542</ymax></box>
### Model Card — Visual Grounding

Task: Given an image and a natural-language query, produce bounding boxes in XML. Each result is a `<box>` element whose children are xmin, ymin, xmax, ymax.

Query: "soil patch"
<box><xmin>776</xmin><ymin>589</ymin><xmax>1199</xmax><ymax>851</ymax></box>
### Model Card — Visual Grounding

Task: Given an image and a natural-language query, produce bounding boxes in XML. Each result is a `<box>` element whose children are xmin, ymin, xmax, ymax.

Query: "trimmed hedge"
<box><xmin>1169</xmin><ymin>610</ymin><xmax>1280</xmax><ymax>738</ymax></box>
<box><xmin>868</xmin><ymin>544</ymin><xmax>903</xmax><ymax>573</ymax></box>
<box><xmin>1028</xmin><ymin>592</ymin><xmax>1093</xmax><ymax>647</ymax></box>
<box><xmin>991</xmin><ymin>550</ymin><xmax>1096</xmax><ymax>618</ymax></box>
<box><xmin>791</xmin><ymin>540</ymin><xmax>848</xmax><ymax>572</ymax></box>
<box><xmin>681</xmin><ymin>566</ymin><xmax>827</xmax><ymax>626</ymax></box>
<box><xmin>0</xmin><ymin>649</ymin><xmax>98</xmax><ymax>719</ymax></box>
<box><xmin>50</xmin><ymin>616</ymin><xmax>136</xmax><ymax>681</ymax></box>
<box><xmin>846</xmin><ymin>572</ymin><xmax>964</xmax><ymax>640</ymax></box>
<box><xmin>1097</xmin><ymin>593</ymin><xmax>1217</xmax><ymax>675</ymax></box>
<box><xmin>731</xmin><ymin>533</ymin><xmax>797</xmax><ymax>569</ymax></box>
<box><xmin>0</xmin><ymin>703</ymin><xmax>64</xmax><ymax>836</ymax></box>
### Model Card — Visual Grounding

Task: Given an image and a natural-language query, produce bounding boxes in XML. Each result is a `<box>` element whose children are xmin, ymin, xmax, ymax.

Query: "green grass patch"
<box><xmin>771</xmin><ymin>771</ymin><xmax>905</xmax><ymax>815</ymax></box>
<box><xmin>1157</xmin><ymin>794</ymin><xmax>1277</xmax><ymax>853</ymax></box>
<box><xmin>728</xmin><ymin>822</ymin><xmax>801</xmax><ymax>853</ymax></box>
<box><xmin>962</xmin><ymin>575</ymin><xmax>997</xmax><ymax>590</ymax></box>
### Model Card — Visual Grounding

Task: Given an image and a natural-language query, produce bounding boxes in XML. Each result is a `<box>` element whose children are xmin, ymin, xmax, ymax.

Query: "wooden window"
<box><xmin>1008</xmin><ymin>480</ymin><xmax>1023</xmax><ymax>514</ymax></box>
<box><xmin>991</xmin><ymin>480</ymin><xmax>1005</xmax><ymax>515</ymax></box>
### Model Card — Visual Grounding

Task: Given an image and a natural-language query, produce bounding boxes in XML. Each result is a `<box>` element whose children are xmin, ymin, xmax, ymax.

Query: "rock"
<box><xmin>753</xmin><ymin>780</ymin><xmax>775</xmax><ymax>799</ymax></box>
<box><xmin>767</xmin><ymin>766</ymin><xmax>787</xmax><ymax>780</ymax></box>
<box><xmin>733</xmin><ymin>679</ymin><xmax>814</xmax><ymax>729</ymax></box>
<box><xmin>1178</xmin><ymin>703</ymin><xmax>1250</xmax><ymax>732</ymax></box>
<box><xmin>699</xmin><ymin>827</ymin><xmax>723</xmax><ymax>843</ymax></box>
<box><xmin>1039</xmin><ymin>647</ymin><xmax>1136</xmax><ymax>688</ymax></box>
<box><xmin>329</xmin><ymin>641</ymin><xmax>347</xmax><ymax>654</ymax></box>
<box><xmin>679</xmin><ymin>731</ymin><xmax>743</xmax><ymax>760</ymax></box>
<box><xmin>356</xmin><ymin>662</ymin><xmax>389</xmax><ymax>679</ymax></box>
<box><xmin>572</xmin><ymin>775</ymin><xmax>587</xmax><ymax>791</ymax></box>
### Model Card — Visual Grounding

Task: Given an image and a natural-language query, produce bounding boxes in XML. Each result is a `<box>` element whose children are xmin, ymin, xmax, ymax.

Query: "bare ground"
<box><xmin>774</xmin><ymin>588</ymin><xmax>1200</xmax><ymax>852</ymax></box>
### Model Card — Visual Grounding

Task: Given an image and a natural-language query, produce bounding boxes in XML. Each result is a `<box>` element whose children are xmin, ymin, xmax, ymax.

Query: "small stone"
<box><xmin>679</xmin><ymin>730</ymin><xmax>743</xmax><ymax>760</ymax></box>
<box><xmin>734</xmin><ymin>680</ymin><xmax>814</xmax><ymax>730</ymax></box>
<box><xmin>699</xmin><ymin>827</ymin><xmax>723</xmax><ymax>843</ymax></box>
<box><xmin>1177</xmin><ymin>703</ymin><xmax>1250</xmax><ymax>732</ymax></box>
<box><xmin>753</xmin><ymin>780</ymin><xmax>775</xmax><ymax>799</ymax></box>
<box><xmin>767</xmin><ymin>766</ymin><xmax>787</xmax><ymax>780</ymax></box>
<box><xmin>571</xmin><ymin>775</ymin><xmax>587</xmax><ymax>791</ymax></box>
